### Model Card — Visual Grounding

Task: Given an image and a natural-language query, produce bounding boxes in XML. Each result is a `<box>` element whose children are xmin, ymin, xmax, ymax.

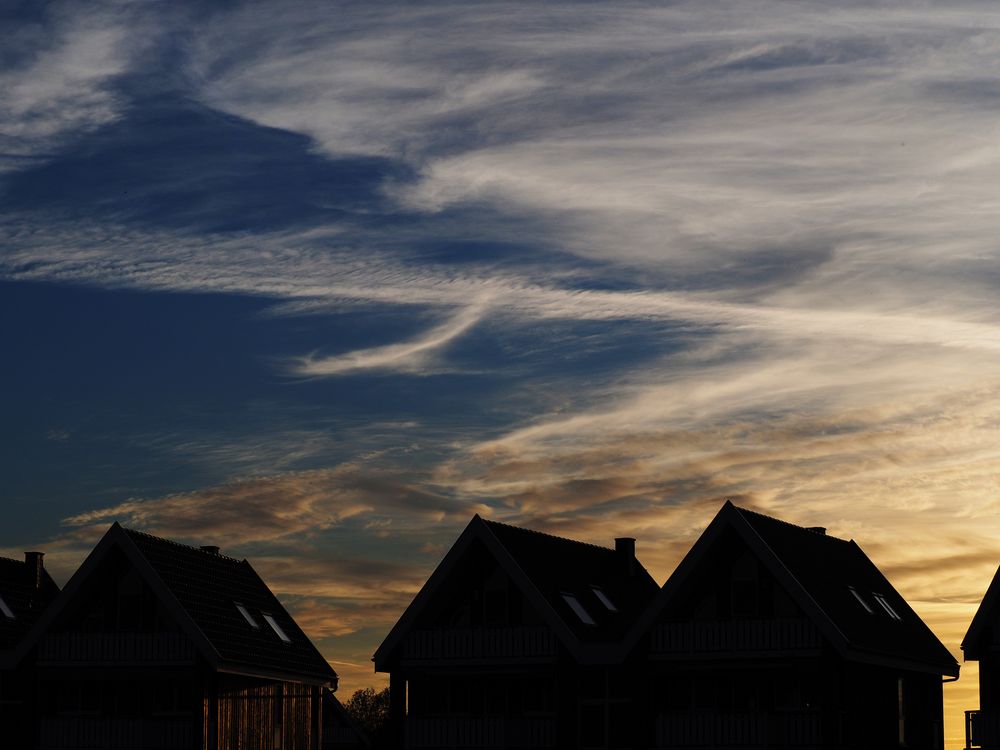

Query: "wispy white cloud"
<box><xmin>0</xmin><ymin>3</ymin><xmax>139</xmax><ymax>170</ymax></box>
<box><xmin>293</xmin><ymin>302</ymin><xmax>488</xmax><ymax>376</ymax></box>
<box><xmin>9</xmin><ymin>4</ymin><xmax>1000</xmax><ymax>738</ymax></box>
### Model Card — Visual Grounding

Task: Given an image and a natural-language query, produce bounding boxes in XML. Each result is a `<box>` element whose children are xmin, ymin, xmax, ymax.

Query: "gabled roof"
<box><xmin>0</xmin><ymin>555</ymin><xmax>59</xmax><ymax>656</ymax></box>
<box><xmin>626</xmin><ymin>502</ymin><xmax>959</xmax><ymax>677</ymax></box>
<box><xmin>374</xmin><ymin>515</ymin><xmax>658</xmax><ymax>669</ymax></box>
<box><xmin>961</xmin><ymin>563</ymin><xmax>1000</xmax><ymax>661</ymax></box>
<box><xmin>15</xmin><ymin>524</ymin><xmax>337</xmax><ymax>685</ymax></box>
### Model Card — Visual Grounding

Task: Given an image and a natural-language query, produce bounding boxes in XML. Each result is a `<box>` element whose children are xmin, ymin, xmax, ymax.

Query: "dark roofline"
<box><xmin>961</xmin><ymin>562</ymin><xmax>1000</xmax><ymax>660</ymax></box>
<box><xmin>122</xmin><ymin>526</ymin><xmax>244</xmax><ymax>564</ymax></box>
<box><xmin>240</xmin><ymin>553</ymin><xmax>339</xmax><ymax>686</ymax></box>
<box><xmin>624</xmin><ymin>502</ymin><xmax>958</xmax><ymax>676</ymax></box>
<box><xmin>374</xmin><ymin>514</ymin><xmax>640</xmax><ymax>670</ymax></box>
<box><xmin>479</xmin><ymin>518</ymin><xmax>617</xmax><ymax>554</ymax></box>
<box><xmin>374</xmin><ymin>515</ymin><xmax>577</xmax><ymax>668</ymax></box>
<box><xmin>12</xmin><ymin>524</ymin><xmax>337</xmax><ymax>684</ymax></box>
<box><xmin>12</xmin><ymin>523</ymin><xmax>221</xmax><ymax>669</ymax></box>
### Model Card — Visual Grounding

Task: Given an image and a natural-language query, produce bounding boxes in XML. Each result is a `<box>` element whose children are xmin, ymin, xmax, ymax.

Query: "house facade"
<box><xmin>0</xmin><ymin>552</ymin><xmax>60</xmax><ymax>748</ymax></box>
<box><xmin>961</xmin><ymin>563</ymin><xmax>1000</xmax><ymax>749</ymax></box>
<box><xmin>12</xmin><ymin>523</ymin><xmax>366</xmax><ymax>750</ymax></box>
<box><xmin>377</xmin><ymin>506</ymin><xmax>958</xmax><ymax>750</ymax></box>
<box><xmin>626</xmin><ymin>502</ymin><xmax>958</xmax><ymax>749</ymax></box>
<box><xmin>373</xmin><ymin>515</ymin><xmax>659</xmax><ymax>749</ymax></box>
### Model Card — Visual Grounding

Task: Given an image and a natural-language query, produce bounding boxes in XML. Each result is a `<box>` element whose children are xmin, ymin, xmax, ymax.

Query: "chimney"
<box><xmin>807</xmin><ymin>527</ymin><xmax>827</xmax><ymax>535</ymax></box>
<box><xmin>24</xmin><ymin>551</ymin><xmax>44</xmax><ymax>590</ymax></box>
<box><xmin>200</xmin><ymin>545</ymin><xmax>221</xmax><ymax>556</ymax></box>
<box><xmin>615</xmin><ymin>537</ymin><xmax>636</xmax><ymax>576</ymax></box>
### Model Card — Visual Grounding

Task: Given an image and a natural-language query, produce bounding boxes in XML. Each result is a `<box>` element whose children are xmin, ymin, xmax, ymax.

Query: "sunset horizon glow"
<box><xmin>5</xmin><ymin>2</ymin><xmax>1000</xmax><ymax>747</ymax></box>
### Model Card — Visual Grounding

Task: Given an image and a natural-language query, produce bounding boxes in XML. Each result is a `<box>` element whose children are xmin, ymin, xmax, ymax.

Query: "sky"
<box><xmin>3</xmin><ymin>0</ymin><xmax>1000</xmax><ymax>744</ymax></box>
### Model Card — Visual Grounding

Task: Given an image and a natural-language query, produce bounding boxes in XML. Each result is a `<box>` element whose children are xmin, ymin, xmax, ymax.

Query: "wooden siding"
<box><xmin>206</xmin><ymin>681</ymin><xmax>316</xmax><ymax>750</ymax></box>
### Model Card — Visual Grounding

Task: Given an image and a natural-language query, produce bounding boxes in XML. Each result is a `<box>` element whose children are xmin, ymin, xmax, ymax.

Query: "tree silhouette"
<box><xmin>343</xmin><ymin>686</ymin><xmax>390</xmax><ymax>747</ymax></box>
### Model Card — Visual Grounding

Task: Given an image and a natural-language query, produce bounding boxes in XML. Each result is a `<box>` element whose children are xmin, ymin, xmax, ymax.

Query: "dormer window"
<box><xmin>263</xmin><ymin>613</ymin><xmax>291</xmax><ymax>642</ymax></box>
<box><xmin>561</xmin><ymin>593</ymin><xmax>596</xmax><ymax>625</ymax></box>
<box><xmin>848</xmin><ymin>586</ymin><xmax>873</xmax><ymax>614</ymax></box>
<box><xmin>592</xmin><ymin>587</ymin><xmax>617</xmax><ymax>612</ymax></box>
<box><xmin>873</xmin><ymin>593</ymin><xmax>902</xmax><ymax>621</ymax></box>
<box><xmin>0</xmin><ymin>594</ymin><xmax>14</xmax><ymax>620</ymax></box>
<box><xmin>235</xmin><ymin>602</ymin><xmax>260</xmax><ymax>629</ymax></box>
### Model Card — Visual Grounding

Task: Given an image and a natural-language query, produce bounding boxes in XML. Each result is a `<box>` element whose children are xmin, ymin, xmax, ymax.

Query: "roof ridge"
<box><xmin>733</xmin><ymin>504</ymin><xmax>852</xmax><ymax>544</ymax></box>
<box><xmin>481</xmin><ymin>517</ymin><xmax>615</xmax><ymax>553</ymax></box>
<box><xmin>0</xmin><ymin>556</ymin><xmax>25</xmax><ymax>565</ymax></box>
<box><xmin>121</xmin><ymin>526</ymin><xmax>244</xmax><ymax>562</ymax></box>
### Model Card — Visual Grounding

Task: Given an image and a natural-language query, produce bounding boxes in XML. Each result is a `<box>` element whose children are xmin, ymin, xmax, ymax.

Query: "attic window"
<box><xmin>235</xmin><ymin>602</ymin><xmax>260</xmax><ymax>629</ymax></box>
<box><xmin>873</xmin><ymin>593</ymin><xmax>902</xmax><ymax>621</ymax></box>
<box><xmin>0</xmin><ymin>594</ymin><xmax>14</xmax><ymax>620</ymax></box>
<box><xmin>848</xmin><ymin>586</ymin><xmax>873</xmax><ymax>614</ymax></box>
<box><xmin>592</xmin><ymin>587</ymin><xmax>618</xmax><ymax>612</ymax></box>
<box><xmin>262</xmin><ymin>613</ymin><xmax>292</xmax><ymax>642</ymax></box>
<box><xmin>561</xmin><ymin>593</ymin><xmax>596</xmax><ymax>626</ymax></box>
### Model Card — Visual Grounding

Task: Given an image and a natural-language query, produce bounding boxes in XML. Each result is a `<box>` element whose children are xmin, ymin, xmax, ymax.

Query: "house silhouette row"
<box><xmin>3</xmin><ymin>502</ymin><xmax>1000</xmax><ymax>748</ymax></box>
<box><xmin>375</xmin><ymin>502</ymin><xmax>999</xmax><ymax>750</ymax></box>
<box><xmin>0</xmin><ymin>523</ymin><xmax>367</xmax><ymax>750</ymax></box>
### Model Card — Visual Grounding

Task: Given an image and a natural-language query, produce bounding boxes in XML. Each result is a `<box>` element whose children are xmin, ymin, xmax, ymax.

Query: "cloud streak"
<box><xmin>292</xmin><ymin>302</ymin><xmax>488</xmax><ymax>376</ymax></box>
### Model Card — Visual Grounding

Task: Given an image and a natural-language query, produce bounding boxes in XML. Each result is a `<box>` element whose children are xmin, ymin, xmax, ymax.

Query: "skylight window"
<box><xmin>0</xmin><ymin>594</ymin><xmax>14</xmax><ymax>620</ymax></box>
<box><xmin>848</xmin><ymin>586</ymin><xmax>873</xmax><ymax>614</ymax></box>
<box><xmin>561</xmin><ymin>593</ymin><xmax>596</xmax><ymax>625</ymax></box>
<box><xmin>235</xmin><ymin>602</ymin><xmax>260</xmax><ymax>629</ymax></box>
<box><xmin>873</xmin><ymin>593</ymin><xmax>902</xmax><ymax>621</ymax></box>
<box><xmin>592</xmin><ymin>587</ymin><xmax>618</xmax><ymax>612</ymax></box>
<box><xmin>263</xmin><ymin>613</ymin><xmax>292</xmax><ymax>642</ymax></box>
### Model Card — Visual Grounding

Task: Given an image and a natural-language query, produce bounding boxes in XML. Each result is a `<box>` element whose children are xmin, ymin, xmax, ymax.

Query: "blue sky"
<box><xmin>5</xmin><ymin>1</ymin><xmax>1000</xmax><ymax>741</ymax></box>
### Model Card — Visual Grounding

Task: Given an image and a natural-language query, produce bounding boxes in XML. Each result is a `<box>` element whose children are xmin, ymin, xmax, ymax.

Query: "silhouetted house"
<box><xmin>374</xmin><ymin>515</ymin><xmax>659</xmax><ymax>749</ymax></box>
<box><xmin>626</xmin><ymin>501</ymin><xmax>958</xmax><ymax>749</ymax></box>
<box><xmin>13</xmin><ymin>523</ymin><xmax>343</xmax><ymax>750</ymax></box>
<box><xmin>0</xmin><ymin>552</ymin><xmax>59</xmax><ymax>747</ymax></box>
<box><xmin>961</xmin><ymin>563</ymin><xmax>1000</xmax><ymax>749</ymax></box>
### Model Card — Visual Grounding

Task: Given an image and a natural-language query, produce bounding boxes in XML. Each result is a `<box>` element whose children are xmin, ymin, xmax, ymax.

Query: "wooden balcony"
<box><xmin>37</xmin><ymin>633</ymin><xmax>196</xmax><ymax>664</ymax></box>
<box><xmin>402</xmin><ymin>627</ymin><xmax>558</xmax><ymax>662</ymax></box>
<box><xmin>39</xmin><ymin>717</ymin><xmax>194</xmax><ymax>749</ymax></box>
<box><xmin>655</xmin><ymin>711</ymin><xmax>824</xmax><ymax>748</ymax></box>
<box><xmin>967</xmin><ymin>710</ymin><xmax>1000</xmax><ymax>749</ymax></box>
<box><xmin>405</xmin><ymin>717</ymin><xmax>556</xmax><ymax>748</ymax></box>
<box><xmin>651</xmin><ymin>619</ymin><xmax>822</xmax><ymax>656</ymax></box>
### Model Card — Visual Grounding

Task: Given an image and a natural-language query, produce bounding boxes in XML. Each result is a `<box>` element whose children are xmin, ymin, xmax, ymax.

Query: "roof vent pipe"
<box><xmin>24</xmin><ymin>551</ymin><xmax>44</xmax><ymax>590</ymax></box>
<box><xmin>615</xmin><ymin>537</ymin><xmax>636</xmax><ymax>576</ymax></box>
<box><xmin>200</xmin><ymin>545</ymin><xmax>221</xmax><ymax>555</ymax></box>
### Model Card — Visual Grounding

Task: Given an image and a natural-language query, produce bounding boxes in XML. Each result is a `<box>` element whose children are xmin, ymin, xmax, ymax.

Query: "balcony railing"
<box><xmin>38</xmin><ymin>633</ymin><xmax>196</xmax><ymax>664</ymax></box>
<box><xmin>967</xmin><ymin>710</ymin><xmax>1000</xmax><ymax>749</ymax></box>
<box><xmin>39</xmin><ymin>717</ymin><xmax>194</xmax><ymax>749</ymax></box>
<box><xmin>651</xmin><ymin>619</ymin><xmax>823</xmax><ymax>655</ymax></box>
<box><xmin>405</xmin><ymin>717</ymin><xmax>556</xmax><ymax>749</ymax></box>
<box><xmin>655</xmin><ymin>711</ymin><xmax>824</xmax><ymax>748</ymax></box>
<box><xmin>402</xmin><ymin>627</ymin><xmax>558</xmax><ymax>661</ymax></box>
